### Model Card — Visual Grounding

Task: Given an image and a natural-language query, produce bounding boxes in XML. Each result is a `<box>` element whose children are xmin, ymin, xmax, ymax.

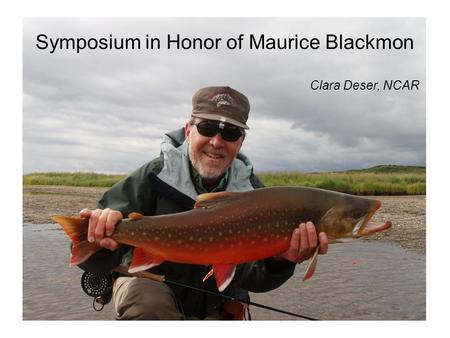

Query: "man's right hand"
<box><xmin>79</xmin><ymin>208</ymin><xmax>122</xmax><ymax>251</ymax></box>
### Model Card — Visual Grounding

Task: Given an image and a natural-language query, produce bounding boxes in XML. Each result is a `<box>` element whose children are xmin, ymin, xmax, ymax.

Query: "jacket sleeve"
<box><xmin>78</xmin><ymin>159</ymin><xmax>160</xmax><ymax>273</ymax></box>
<box><xmin>234</xmin><ymin>258</ymin><xmax>296</xmax><ymax>293</ymax></box>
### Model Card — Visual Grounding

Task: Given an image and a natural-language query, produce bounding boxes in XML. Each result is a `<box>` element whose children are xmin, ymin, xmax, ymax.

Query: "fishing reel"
<box><xmin>81</xmin><ymin>271</ymin><xmax>114</xmax><ymax>311</ymax></box>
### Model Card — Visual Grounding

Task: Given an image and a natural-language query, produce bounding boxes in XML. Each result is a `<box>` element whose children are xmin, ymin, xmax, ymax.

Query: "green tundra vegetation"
<box><xmin>23</xmin><ymin>165</ymin><xmax>425</xmax><ymax>195</ymax></box>
<box><xmin>258</xmin><ymin>165</ymin><xmax>425</xmax><ymax>195</ymax></box>
<box><xmin>23</xmin><ymin>172</ymin><xmax>124</xmax><ymax>188</ymax></box>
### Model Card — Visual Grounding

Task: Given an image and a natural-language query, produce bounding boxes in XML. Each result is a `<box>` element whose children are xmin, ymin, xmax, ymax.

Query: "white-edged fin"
<box><xmin>211</xmin><ymin>264</ymin><xmax>236</xmax><ymax>292</ymax></box>
<box><xmin>202</xmin><ymin>268</ymin><xmax>214</xmax><ymax>282</ymax></box>
<box><xmin>128</xmin><ymin>247</ymin><xmax>164</xmax><ymax>273</ymax></box>
<box><xmin>302</xmin><ymin>246</ymin><xmax>320</xmax><ymax>281</ymax></box>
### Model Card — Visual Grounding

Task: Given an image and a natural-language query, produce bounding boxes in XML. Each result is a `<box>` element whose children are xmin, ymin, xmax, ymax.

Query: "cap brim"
<box><xmin>191</xmin><ymin>113</ymin><xmax>249</xmax><ymax>129</ymax></box>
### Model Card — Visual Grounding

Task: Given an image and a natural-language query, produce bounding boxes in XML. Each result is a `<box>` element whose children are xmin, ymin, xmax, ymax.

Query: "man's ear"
<box><xmin>184</xmin><ymin>121</ymin><xmax>191</xmax><ymax>143</ymax></box>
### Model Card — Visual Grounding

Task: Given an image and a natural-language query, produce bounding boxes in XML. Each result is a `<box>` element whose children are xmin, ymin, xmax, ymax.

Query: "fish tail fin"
<box><xmin>302</xmin><ymin>246</ymin><xmax>320</xmax><ymax>281</ymax></box>
<box><xmin>51</xmin><ymin>215</ymin><xmax>101</xmax><ymax>266</ymax></box>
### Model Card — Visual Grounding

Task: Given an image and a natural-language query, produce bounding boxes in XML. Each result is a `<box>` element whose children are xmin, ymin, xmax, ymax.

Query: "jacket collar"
<box><xmin>157</xmin><ymin>127</ymin><xmax>255</xmax><ymax>200</ymax></box>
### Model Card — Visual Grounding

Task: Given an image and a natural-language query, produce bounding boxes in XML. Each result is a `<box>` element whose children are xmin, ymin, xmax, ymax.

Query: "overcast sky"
<box><xmin>23</xmin><ymin>18</ymin><xmax>425</xmax><ymax>174</ymax></box>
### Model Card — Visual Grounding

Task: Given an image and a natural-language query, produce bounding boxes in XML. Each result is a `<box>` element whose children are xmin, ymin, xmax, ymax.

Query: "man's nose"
<box><xmin>209</xmin><ymin>133</ymin><xmax>225</xmax><ymax>147</ymax></box>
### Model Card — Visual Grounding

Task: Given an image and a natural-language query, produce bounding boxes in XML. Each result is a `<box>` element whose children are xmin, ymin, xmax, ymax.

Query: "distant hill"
<box><xmin>345</xmin><ymin>165</ymin><xmax>426</xmax><ymax>174</ymax></box>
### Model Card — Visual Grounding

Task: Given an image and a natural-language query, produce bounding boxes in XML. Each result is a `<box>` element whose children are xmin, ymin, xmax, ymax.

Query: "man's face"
<box><xmin>185</xmin><ymin>119</ymin><xmax>244</xmax><ymax>180</ymax></box>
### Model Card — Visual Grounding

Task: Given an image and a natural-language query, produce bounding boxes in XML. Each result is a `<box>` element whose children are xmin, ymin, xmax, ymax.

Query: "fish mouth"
<box><xmin>353</xmin><ymin>200</ymin><xmax>392</xmax><ymax>237</ymax></box>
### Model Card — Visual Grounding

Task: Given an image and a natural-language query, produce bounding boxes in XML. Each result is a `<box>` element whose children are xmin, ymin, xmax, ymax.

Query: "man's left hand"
<box><xmin>275</xmin><ymin>222</ymin><xmax>328</xmax><ymax>263</ymax></box>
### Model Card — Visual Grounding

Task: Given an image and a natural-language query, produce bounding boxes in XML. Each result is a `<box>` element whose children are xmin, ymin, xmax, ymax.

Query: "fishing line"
<box><xmin>113</xmin><ymin>266</ymin><xmax>318</xmax><ymax>320</ymax></box>
<box><xmin>164</xmin><ymin>278</ymin><xmax>318</xmax><ymax>320</ymax></box>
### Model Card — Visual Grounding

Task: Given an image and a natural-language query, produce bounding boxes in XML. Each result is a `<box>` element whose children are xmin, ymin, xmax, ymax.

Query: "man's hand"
<box><xmin>79</xmin><ymin>208</ymin><xmax>122</xmax><ymax>251</ymax></box>
<box><xmin>275</xmin><ymin>222</ymin><xmax>328</xmax><ymax>263</ymax></box>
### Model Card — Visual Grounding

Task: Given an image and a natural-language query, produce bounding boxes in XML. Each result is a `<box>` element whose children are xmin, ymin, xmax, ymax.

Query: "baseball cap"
<box><xmin>191</xmin><ymin>86</ymin><xmax>250</xmax><ymax>129</ymax></box>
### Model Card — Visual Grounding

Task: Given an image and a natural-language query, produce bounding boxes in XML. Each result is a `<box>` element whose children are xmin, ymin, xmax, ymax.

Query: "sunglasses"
<box><xmin>193</xmin><ymin>120</ymin><xmax>243</xmax><ymax>142</ymax></box>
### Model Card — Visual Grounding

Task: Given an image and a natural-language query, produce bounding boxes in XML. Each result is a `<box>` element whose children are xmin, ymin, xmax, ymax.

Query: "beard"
<box><xmin>187</xmin><ymin>136</ymin><xmax>230</xmax><ymax>180</ymax></box>
<box><xmin>189</xmin><ymin>147</ymin><xmax>229</xmax><ymax>179</ymax></box>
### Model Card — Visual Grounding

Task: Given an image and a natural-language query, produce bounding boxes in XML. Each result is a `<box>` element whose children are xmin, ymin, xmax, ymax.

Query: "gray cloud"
<box><xmin>23</xmin><ymin>18</ymin><xmax>425</xmax><ymax>174</ymax></box>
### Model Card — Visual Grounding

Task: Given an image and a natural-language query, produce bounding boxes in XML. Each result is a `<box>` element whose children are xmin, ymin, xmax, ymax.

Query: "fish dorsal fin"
<box><xmin>128</xmin><ymin>212</ymin><xmax>144</xmax><ymax>220</ymax></box>
<box><xmin>194</xmin><ymin>191</ymin><xmax>240</xmax><ymax>209</ymax></box>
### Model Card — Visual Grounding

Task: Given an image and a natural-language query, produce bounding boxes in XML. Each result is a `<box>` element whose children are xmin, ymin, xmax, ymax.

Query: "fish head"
<box><xmin>319</xmin><ymin>197</ymin><xmax>391</xmax><ymax>240</ymax></box>
<box><xmin>348</xmin><ymin>199</ymin><xmax>392</xmax><ymax>238</ymax></box>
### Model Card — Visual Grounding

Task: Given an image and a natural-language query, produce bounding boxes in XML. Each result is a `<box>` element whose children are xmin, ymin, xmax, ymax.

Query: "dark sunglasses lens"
<box><xmin>221</xmin><ymin>127</ymin><xmax>242</xmax><ymax>142</ymax></box>
<box><xmin>196</xmin><ymin>121</ymin><xmax>218</xmax><ymax>137</ymax></box>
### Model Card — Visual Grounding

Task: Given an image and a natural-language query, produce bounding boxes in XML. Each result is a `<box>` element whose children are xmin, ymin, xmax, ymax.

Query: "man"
<box><xmin>78</xmin><ymin>86</ymin><xmax>328</xmax><ymax>319</ymax></box>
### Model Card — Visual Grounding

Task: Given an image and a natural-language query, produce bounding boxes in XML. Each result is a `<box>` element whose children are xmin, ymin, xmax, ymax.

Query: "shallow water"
<box><xmin>23</xmin><ymin>223</ymin><xmax>425</xmax><ymax>320</ymax></box>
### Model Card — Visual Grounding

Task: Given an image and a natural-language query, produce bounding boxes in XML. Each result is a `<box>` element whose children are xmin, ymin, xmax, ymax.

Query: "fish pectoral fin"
<box><xmin>194</xmin><ymin>192</ymin><xmax>241</xmax><ymax>209</ymax></box>
<box><xmin>128</xmin><ymin>247</ymin><xmax>164</xmax><ymax>273</ymax></box>
<box><xmin>302</xmin><ymin>246</ymin><xmax>320</xmax><ymax>281</ymax></box>
<box><xmin>202</xmin><ymin>264</ymin><xmax>237</xmax><ymax>292</ymax></box>
<box><xmin>128</xmin><ymin>212</ymin><xmax>144</xmax><ymax>220</ymax></box>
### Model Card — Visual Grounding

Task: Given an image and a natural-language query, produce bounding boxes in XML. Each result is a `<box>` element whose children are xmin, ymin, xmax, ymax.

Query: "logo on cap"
<box><xmin>211</xmin><ymin>94</ymin><xmax>235</xmax><ymax>108</ymax></box>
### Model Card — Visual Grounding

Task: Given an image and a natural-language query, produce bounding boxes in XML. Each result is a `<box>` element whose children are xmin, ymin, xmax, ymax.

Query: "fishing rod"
<box><xmin>163</xmin><ymin>278</ymin><xmax>318</xmax><ymax>320</ymax></box>
<box><xmin>81</xmin><ymin>266</ymin><xmax>317</xmax><ymax>320</ymax></box>
<box><xmin>106</xmin><ymin>266</ymin><xmax>318</xmax><ymax>320</ymax></box>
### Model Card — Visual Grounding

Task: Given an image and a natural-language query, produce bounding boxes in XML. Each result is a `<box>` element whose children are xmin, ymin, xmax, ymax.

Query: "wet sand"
<box><xmin>22</xmin><ymin>186</ymin><xmax>426</xmax><ymax>320</ymax></box>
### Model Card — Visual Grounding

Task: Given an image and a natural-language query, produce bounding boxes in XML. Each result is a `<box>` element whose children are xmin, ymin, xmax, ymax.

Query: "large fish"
<box><xmin>52</xmin><ymin>186</ymin><xmax>391</xmax><ymax>292</ymax></box>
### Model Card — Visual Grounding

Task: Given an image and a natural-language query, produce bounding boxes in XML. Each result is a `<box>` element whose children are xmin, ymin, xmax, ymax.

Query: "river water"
<box><xmin>23</xmin><ymin>222</ymin><xmax>425</xmax><ymax>320</ymax></box>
